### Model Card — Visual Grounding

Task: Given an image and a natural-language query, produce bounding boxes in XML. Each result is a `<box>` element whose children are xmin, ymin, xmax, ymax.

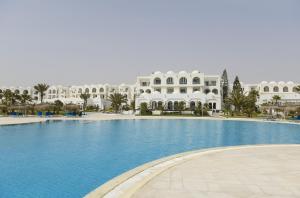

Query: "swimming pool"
<box><xmin>1</xmin><ymin>119</ymin><xmax>300</xmax><ymax>197</ymax></box>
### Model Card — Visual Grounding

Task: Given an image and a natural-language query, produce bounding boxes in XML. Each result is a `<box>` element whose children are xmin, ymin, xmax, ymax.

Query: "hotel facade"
<box><xmin>0</xmin><ymin>71</ymin><xmax>300</xmax><ymax>112</ymax></box>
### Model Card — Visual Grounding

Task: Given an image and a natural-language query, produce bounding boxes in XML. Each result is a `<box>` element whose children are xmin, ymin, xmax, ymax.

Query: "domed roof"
<box><xmin>166</xmin><ymin>70</ymin><xmax>174</xmax><ymax>74</ymax></box>
<box><xmin>154</xmin><ymin>71</ymin><xmax>161</xmax><ymax>75</ymax></box>
<box><xmin>261</xmin><ymin>81</ymin><xmax>268</xmax><ymax>84</ymax></box>
<box><xmin>179</xmin><ymin>70</ymin><xmax>187</xmax><ymax>75</ymax></box>
<box><xmin>270</xmin><ymin>81</ymin><xmax>276</xmax><ymax>84</ymax></box>
<box><xmin>192</xmin><ymin>70</ymin><xmax>199</xmax><ymax>74</ymax></box>
<box><xmin>287</xmin><ymin>81</ymin><xmax>294</xmax><ymax>85</ymax></box>
<box><xmin>120</xmin><ymin>83</ymin><xmax>126</xmax><ymax>86</ymax></box>
<box><xmin>278</xmin><ymin>81</ymin><xmax>285</xmax><ymax>85</ymax></box>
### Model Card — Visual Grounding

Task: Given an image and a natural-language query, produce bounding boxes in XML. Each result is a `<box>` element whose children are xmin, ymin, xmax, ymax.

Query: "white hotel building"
<box><xmin>1</xmin><ymin>70</ymin><xmax>299</xmax><ymax>112</ymax></box>
<box><xmin>135</xmin><ymin>70</ymin><xmax>221</xmax><ymax>111</ymax></box>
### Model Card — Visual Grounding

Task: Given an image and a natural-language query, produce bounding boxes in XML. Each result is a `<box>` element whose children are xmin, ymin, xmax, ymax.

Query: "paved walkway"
<box><xmin>132</xmin><ymin>145</ymin><xmax>300</xmax><ymax>198</ymax></box>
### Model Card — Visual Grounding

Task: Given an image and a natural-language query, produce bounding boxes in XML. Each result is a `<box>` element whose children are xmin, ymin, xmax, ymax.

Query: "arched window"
<box><xmin>212</xmin><ymin>89</ymin><xmax>218</xmax><ymax>95</ymax></box>
<box><xmin>146</xmin><ymin>89</ymin><xmax>151</xmax><ymax>93</ymax></box>
<box><xmin>23</xmin><ymin>90</ymin><xmax>28</xmax><ymax>95</ymax></box>
<box><xmin>263</xmin><ymin>86</ymin><xmax>269</xmax><ymax>92</ymax></box>
<box><xmin>0</xmin><ymin>89</ymin><xmax>2</xmax><ymax>93</ymax></box>
<box><xmin>85</xmin><ymin>88</ymin><xmax>89</xmax><ymax>93</ymax></box>
<box><xmin>140</xmin><ymin>89</ymin><xmax>144</xmax><ymax>94</ymax></box>
<box><xmin>49</xmin><ymin>90</ymin><xmax>52</xmax><ymax>94</ymax></box>
<box><xmin>283</xmin><ymin>86</ymin><xmax>289</xmax><ymax>92</ymax></box>
<box><xmin>154</xmin><ymin>78</ymin><xmax>161</xmax><ymax>85</ymax></box>
<box><xmin>92</xmin><ymin>88</ymin><xmax>97</xmax><ymax>93</ymax></box>
<box><xmin>167</xmin><ymin>101</ymin><xmax>173</xmax><ymax>110</ymax></box>
<box><xmin>179</xmin><ymin>77</ymin><xmax>187</xmax><ymax>84</ymax></box>
<box><xmin>99</xmin><ymin>88</ymin><xmax>104</xmax><ymax>92</ymax></box>
<box><xmin>166</xmin><ymin>77</ymin><xmax>173</xmax><ymax>84</ymax></box>
<box><xmin>78</xmin><ymin>88</ymin><xmax>82</xmax><ymax>94</ymax></box>
<box><xmin>190</xmin><ymin>101</ymin><xmax>196</xmax><ymax>110</ymax></box>
<box><xmin>52</xmin><ymin>90</ymin><xmax>56</xmax><ymax>94</ymax></box>
<box><xmin>152</xmin><ymin>101</ymin><xmax>157</xmax><ymax>110</ymax></box>
<box><xmin>192</xmin><ymin>77</ymin><xmax>200</xmax><ymax>84</ymax></box>
<box><xmin>293</xmin><ymin>87</ymin><xmax>298</xmax><ymax>92</ymax></box>
<box><xmin>204</xmin><ymin>89</ymin><xmax>210</xmax><ymax>94</ymax></box>
<box><xmin>15</xmin><ymin>89</ymin><xmax>20</xmax><ymax>94</ymax></box>
<box><xmin>273</xmin><ymin>86</ymin><xmax>279</xmax><ymax>92</ymax></box>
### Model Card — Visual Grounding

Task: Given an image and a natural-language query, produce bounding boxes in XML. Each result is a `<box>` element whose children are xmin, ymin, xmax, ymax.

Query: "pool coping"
<box><xmin>84</xmin><ymin>144</ymin><xmax>300</xmax><ymax>198</ymax></box>
<box><xmin>1</xmin><ymin>115</ymin><xmax>300</xmax><ymax>126</ymax></box>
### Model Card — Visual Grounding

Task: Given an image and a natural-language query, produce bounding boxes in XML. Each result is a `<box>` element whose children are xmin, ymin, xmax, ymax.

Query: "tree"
<box><xmin>221</xmin><ymin>69</ymin><xmax>229</xmax><ymax>104</ymax></box>
<box><xmin>178</xmin><ymin>101</ymin><xmax>186</xmax><ymax>113</ymax></box>
<box><xmin>243</xmin><ymin>90</ymin><xmax>259</xmax><ymax>117</ymax></box>
<box><xmin>227</xmin><ymin>76</ymin><xmax>245</xmax><ymax>114</ymax></box>
<box><xmin>272</xmin><ymin>95</ymin><xmax>281</xmax><ymax>105</ymax></box>
<box><xmin>108</xmin><ymin>93</ymin><xmax>127</xmax><ymax>113</ymax></box>
<box><xmin>34</xmin><ymin>83</ymin><xmax>49</xmax><ymax>103</ymax></box>
<box><xmin>54</xmin><ymin>100</ymin><xmax>64</xmax><ymax>114</ymax></box>
<box><xmin>19</xmin><ymin>93</ymin><xmax>32</xmax><ymax>105</ymax></box>
<box><xmin>80</xmin><ymin>93</ymin><xmax>90</xmax><ymax>111</ymax></box>
<box><xmin>140</xmin><ymin>102</ymin><xmax>151</xmax><ymax>115</ymax></box>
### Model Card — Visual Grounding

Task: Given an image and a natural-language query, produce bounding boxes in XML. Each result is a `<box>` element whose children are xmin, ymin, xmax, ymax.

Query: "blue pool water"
<box><xmin>0</xmin><ymin>119</ymin><xmax>300</xmax><ymax>198</ymax></box>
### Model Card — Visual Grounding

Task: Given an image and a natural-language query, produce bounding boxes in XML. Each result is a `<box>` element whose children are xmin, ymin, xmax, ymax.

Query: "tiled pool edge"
<box><xmin>84</xmin><ymin>144</ymin><xmax>300</xmax><ymax>198</ymax></box>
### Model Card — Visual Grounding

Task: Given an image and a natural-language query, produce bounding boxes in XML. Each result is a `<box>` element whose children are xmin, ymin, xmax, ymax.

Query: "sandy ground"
<box><xmin>0</xmin><ymin>113</ymin><xmax>299</xmax><ymax>126</ymax></box>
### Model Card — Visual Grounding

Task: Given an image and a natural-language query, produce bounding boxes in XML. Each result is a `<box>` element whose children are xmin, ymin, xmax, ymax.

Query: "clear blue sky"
<box><xmin>0</xmin><ymin>0</ymin><xmax>299</xmax><ymax>86</ymax></box>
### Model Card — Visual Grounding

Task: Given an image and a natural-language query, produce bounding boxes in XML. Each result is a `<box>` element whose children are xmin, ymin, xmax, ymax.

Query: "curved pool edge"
<box><xmin>84</xmin><ymin>144</ymin><xmax>300</xmax><ymax>198</ymax></box>
<box><xmin>1</xmin><ymin>115</ymin><xmax>300</xmax><ymax>126</ymax></box>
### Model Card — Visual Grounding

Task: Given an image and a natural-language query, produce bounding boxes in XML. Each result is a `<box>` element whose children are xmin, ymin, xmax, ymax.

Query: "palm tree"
<box><xmin>34</xmin><ymin>83</ymin><xmax>49</xmax><ymax>103</ymax></box>
<box><xmin>19</xmin><ymin>93</ymin><xmax>32</xmax><ymax>105</ymax></box>
<box><xmin>80</xmin><ymin>93</ymin><xmax>90</xmax><ymax>111</ymax></box>
<box><xmin>272</xmin><ymin>95</ymin><xmax>281</xmax><ymax>105</ymax></box>
<box><xmin>108</xmin><ymin>93</ymin><xmax>128</xmax><ymax>113</ymax></box>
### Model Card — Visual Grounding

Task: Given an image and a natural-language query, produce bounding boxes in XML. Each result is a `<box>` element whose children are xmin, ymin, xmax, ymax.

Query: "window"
<box><xmin>15</xmin><ymin>89</ymin><xmax>20</xmax><ymax>94</ymax></box>
<box><xmin>92</xmin><ymin>88</ymin><xmax>97</xmax><ymax>93</ymax></box>
<box><xmin>99</xmin><ymin>88</ymin><xmax>104</xmax><ymax>92</ymax></box>
<box><xmin>210</xmin><ymin>81</ymin><xmax>217</xmax><ymax>86</ymax></box>
<box><xmin>204</xmin><ymin>89</ymin><xmax>210</xmax><ymax>94</ymax></box>
<box><xmin>146</xmin><ymin>89</ymin><xmax>151</xmax><ymax>93</ymax></box>
<box><xmin>154</xmin><ymin>88</ymin><xmax>161</xmax><ymax>93</ymax></box>
<box><xmin>167</xmin><ymin>88</ymin><xmax>174</xmax><ymax>94</ymax></box>
<box><xmin>141</xmin><ymin>82</ymin><xmax>148</xmax><ymax>86</ymax></box>
<box><xmin>283</xmin><ymin>86</ymin><xmax>289</xmax><ymax>92</ymax></box>
<box><xmin>193</xmin><ymin>87</ymin><xmax>200</xmax><ymax>92</ymax></box>
<box><xmin>78</xmin><ymin>88</ymin><xmax>82</xmax><ymax>94</ymax></box>
<box><xmin>180</xmin><ymin>87</ymin><xmax>187</xmax><ymax>93</ymax></box>
<box><xmin>273</xmin><ymin>86</ymin><xmax>279</xmax><ymax>92</ymax></box>
<box><xmin>154</xmin><ymin>78</ymin><xmax>161</xmax><ymax>85</ymax></box>
<box><xmin>212</xmin><ymin>89</ymin><xmax>218</xmax><ymax>95</ymax></box>
<box><xmin>192</xmin><ymin>77</ymin><xmax>200</xmax><ymax>84</ymax></box>
<box><xmin>166</xmin><ymin>77</ymin><xmax>173</xmax><ymax>84</ymax></box>
<box><xmin>293</xmin><ymin>87</ymin><xmax>298</xmax><ymax>92</ymax></box>
<box><xmin>263</xmin><ymin>86</ymin><xmax>269</xmax><ymax>92</ymax></box>
<box><xmin>179</xmin><ymin>77</ymin><xmax>187</xmax><ymax>84</ymax></box>
<box><xmin>49</xmin><ymin>90</ymin><xmax>52</xmax><ymax>94</ymax></box>
<box><xmin>205</xmin><ymin>81</ymin><xmax>209</xmax><ymax>86</ymax></box>
<box><xmin>23</xmin><ymin>90</ymin><xmax>28</xmax><ymax>95</ymax></box>
<box><xmin>85</xmin><ymin>88</ymin><xmax>89</xmax><ymax>93</ymax></box>
<box><xmin>140</xmin><ymin>89</ymin><xmax>144</xmax><ymax>94</ymax></box>
<box><xmin>0</xmin><ymin>89</ymin><xmax>2</xmax><ymax>93</ymax></box>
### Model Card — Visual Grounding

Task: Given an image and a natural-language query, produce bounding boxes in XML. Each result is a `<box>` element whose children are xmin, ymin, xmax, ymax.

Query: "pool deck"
<box><xmin>87</xmin><ymin>145</ymin><xmax>300</xmax><ymax>198</ymax></box>
<box><xmin>0</xmin><ymin>113</ymin><xmax>299</xmax><ymax>126</ymax></box>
